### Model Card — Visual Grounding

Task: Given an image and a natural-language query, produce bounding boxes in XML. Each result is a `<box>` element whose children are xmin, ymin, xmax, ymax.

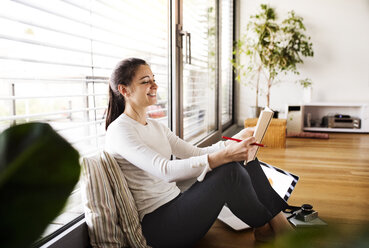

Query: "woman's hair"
<box><xmin>105</xmin><ymin>58</ymin><xmax>148</xmax><ymax>130</ymax></box>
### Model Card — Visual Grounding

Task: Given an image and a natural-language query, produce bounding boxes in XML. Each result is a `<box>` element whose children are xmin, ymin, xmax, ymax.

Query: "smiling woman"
<box><xmin>101</xmin><ymin>57</ymin><xmax>293</xmax><ymax>248</ymax></box>
<box><xmin>120</xmin><ymin>66</ymin><xmax>159</xmax><ymax>124</ymax></box>
<box><xmin>106</xmin><ymin>58</ymin><xmax>159</xmax><ymax>127</ymax></box>
<box><xmin>105</xmin><ymin>58</ymin><xmax>151</xmax><ymax>129</ymax></box>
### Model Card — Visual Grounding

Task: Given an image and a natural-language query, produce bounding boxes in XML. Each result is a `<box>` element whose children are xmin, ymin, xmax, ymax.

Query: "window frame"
<box><xmin>220</xmin><ymin>0</ymin><xmax>236</xmax><ymax>131</ymax></box>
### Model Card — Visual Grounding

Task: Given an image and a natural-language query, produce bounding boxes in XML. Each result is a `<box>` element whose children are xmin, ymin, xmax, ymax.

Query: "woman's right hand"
<box><xmin>224</xmin><ymin>136</ymin><xmax>258</xmax><ymax>162</ymax></box>
<box><xmin>208</xmin><ymin>136</ymin><xmax>258</xmax><ymax>169</ymax></box>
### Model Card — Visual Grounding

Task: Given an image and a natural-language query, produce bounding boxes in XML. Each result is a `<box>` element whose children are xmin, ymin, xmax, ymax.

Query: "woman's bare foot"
<box><xmin>254</xmin><ymin>212</ymin><xmax>293</xmax><ymax>243</ymax></box>
<box><xmin>254</xmin><ymin>222</ymin><xmax>275</xmax><ymax>242</ymax></box>
<box><xmin>269</xmin><ymin>212</ymin><xmax>294</xmax><ymax>235</ymax></box>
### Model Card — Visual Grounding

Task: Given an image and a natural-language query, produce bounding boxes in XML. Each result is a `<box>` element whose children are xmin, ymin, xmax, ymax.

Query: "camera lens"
<box><xmin>301</xmin><ymin>204</ymin><xmax>313</xmax><ymax>213</ymax></box>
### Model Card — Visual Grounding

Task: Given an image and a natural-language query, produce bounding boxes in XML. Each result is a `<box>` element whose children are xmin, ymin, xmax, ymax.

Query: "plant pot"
<box><xmin>303</xmin><ymin>87</ymin><xmax>312</xmax><ymax>103</ymax></box>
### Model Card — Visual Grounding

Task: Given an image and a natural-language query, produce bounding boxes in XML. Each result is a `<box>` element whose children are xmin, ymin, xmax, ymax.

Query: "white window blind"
<box><xmin>0</xmin><ymin>0</ymin><xmax>169</xmax><ymax>238</ymax></box>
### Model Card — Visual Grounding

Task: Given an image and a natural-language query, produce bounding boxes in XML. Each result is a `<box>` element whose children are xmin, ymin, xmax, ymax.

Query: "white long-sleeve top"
<box><xmin>105</xmin><ymin>114</ymin><xmax>225</xmax><ymax>220</ymax></box>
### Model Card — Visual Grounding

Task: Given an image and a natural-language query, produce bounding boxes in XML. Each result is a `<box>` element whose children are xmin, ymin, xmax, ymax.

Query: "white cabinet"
<box><xmin>301</xmin><ymin>103</ymin><xmax>369</xmax><ymax>133</ymax></box>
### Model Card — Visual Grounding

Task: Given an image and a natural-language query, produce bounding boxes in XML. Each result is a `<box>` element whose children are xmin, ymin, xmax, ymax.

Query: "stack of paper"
<box><xmin>289</xmin><ymin>216</ymin><xmax>328</xmax><ymax>227</ymax></box>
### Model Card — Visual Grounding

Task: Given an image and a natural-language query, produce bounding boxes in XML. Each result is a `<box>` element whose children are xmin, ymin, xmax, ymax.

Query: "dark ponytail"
<box><xmin>105</xmin><ymin>58</ymin><xmax>148</xmax><ymax>130</ymax></box>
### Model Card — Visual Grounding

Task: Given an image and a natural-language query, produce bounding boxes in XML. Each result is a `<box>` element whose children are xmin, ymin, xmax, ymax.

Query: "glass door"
<box><xmin>220</xmin><ymin>0</ymin><xmax>234</xmax><ymax>127</ymax></box>
<box><xmin>181</xmin><ymin>0</ymin><xmax>218</xmax><ymax>142</ymax></box>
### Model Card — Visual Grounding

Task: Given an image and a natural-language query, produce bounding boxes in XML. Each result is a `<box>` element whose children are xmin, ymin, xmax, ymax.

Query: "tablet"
<box><xmin>259</xmin><ymin>161</ymin><xmax>299</xmax><ymax>201</ymax></box>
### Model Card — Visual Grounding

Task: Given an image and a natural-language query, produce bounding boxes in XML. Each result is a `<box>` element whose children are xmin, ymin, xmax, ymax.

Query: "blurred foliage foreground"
<box><xmin>261</xmin><ymin>222</ymin><xmax>369</xmax><ymax>248</ymax></box>
<box><xmin>0</xmin><ymin>122</ymin><xmax>80</xmax><ymax>248</ymax></box>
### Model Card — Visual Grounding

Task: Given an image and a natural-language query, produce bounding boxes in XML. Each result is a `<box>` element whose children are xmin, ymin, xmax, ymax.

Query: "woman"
<box><xmin>105</xmin><ymin>58</ymin><xmax>292</xmax><ymax>248</ymax></box>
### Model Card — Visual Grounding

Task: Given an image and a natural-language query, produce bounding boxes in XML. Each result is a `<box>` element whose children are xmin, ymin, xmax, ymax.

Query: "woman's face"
<box><xmin>124</xmin><ymin>64</ymin><xmax>158</xmax><ymax>108</ymax></box>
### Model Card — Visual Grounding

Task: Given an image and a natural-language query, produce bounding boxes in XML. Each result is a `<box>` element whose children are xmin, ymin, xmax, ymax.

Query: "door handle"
<box><xmin>177</xmin><ymin>25</ymin><xmax>192</xmax><ymax>65</ymax></box>
<box><xmin>187</xmin><ymin>32</ymin><xmax>191</xmax><ymax>64</ymax></box>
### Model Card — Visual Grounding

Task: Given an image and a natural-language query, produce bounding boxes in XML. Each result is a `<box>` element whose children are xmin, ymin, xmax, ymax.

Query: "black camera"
<box><xmin>295</xmin><ymin>204</ymin><xmax>318</xmax><ymax>222</ymax></box>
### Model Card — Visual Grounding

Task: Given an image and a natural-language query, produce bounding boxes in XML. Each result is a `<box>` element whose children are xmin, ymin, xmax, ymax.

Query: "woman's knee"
<box><xmin>228</xmin><ymin>161</ymin><xmax>246</xmax><ymax>175</ymax></box>
<box><xmin>212</xmin><ymin>162</ymin><xmax>250</xmax><ymax>186</ymax></box>
<box><xmin>212</xmin><ymin>161</ymin><xmax>241</xmax><ymax>176</ymax></box>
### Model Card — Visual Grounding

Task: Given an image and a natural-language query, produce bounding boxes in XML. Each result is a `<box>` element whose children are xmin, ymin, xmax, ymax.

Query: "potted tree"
<box><xmin>232</xmin><ymin>4</ymin><xmax>314</xmax><ymax>114</ymax></box>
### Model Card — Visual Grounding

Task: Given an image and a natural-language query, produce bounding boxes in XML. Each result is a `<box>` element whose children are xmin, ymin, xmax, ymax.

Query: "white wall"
<box><xmin>236</xmin><ymin>0</ymin><xmax>369</xmax><ymax>125</ymax></box>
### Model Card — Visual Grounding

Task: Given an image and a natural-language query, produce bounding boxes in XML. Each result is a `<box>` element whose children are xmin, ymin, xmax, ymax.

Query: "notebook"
<box><xmin>246</xmin><ymin>107</ymin><xmax>274</xmax><ymax>164</ymax></box>
<box><xmin>217</xmin><ymin>162</ymin><xmax>299</xmax><ymax>230</ymax></box>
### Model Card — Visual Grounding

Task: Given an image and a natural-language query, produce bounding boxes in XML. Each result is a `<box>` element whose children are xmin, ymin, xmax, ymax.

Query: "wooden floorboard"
<box><xmin>193</xmin><ymin>133</ymin><xmax>369</xmax><ymax>247</ymax></box>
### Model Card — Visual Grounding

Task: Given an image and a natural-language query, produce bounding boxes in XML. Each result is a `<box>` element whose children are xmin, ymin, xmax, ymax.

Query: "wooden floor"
<box><xmin>194</xmin><ymin>133</ymin><xmax>369</xmax><ymax>248</ymax></box>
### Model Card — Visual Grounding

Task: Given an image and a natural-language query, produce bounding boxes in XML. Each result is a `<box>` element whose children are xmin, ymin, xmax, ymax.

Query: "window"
<box><xmin>182</xmin><ymin>0</ymin><xmax>218</xmax><ymax>143</ymax></box>
<box><xmin>220</xmin><ymin>0</ymin><xmax>234</xmax><ymax>126</ymax></box>
<box><xmin>0</xmin><ymin>0</ymin><xmax>235</xmax><ymax>243</ymax></box>
<box><xmin>0</xmin><ymin>0</ymin><xmax>170</xmax><ymax>238</ymax></box>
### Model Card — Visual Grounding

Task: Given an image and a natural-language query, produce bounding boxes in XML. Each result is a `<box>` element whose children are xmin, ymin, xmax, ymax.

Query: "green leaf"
<box><xmin>0</xmin><ymin>122</ymin><xmax>80</xmax><ymax>248</ymax></box>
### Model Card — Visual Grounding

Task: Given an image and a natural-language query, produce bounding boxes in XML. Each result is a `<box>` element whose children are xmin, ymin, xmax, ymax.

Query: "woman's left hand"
<box><xmin>233</xmin><ymin>127</ymin><xmax>255</xmax><ymax>140</ymax></box>
<box><xmin>225</xmin><ymin>127</ymin><xmax>255</xmax><ymax>146</ymax></box>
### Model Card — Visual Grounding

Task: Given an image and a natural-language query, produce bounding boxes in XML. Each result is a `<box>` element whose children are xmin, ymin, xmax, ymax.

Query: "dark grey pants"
<box><xmin>141</xmin><ymin>159</ymin><xmax>288</xmax><ymax>248</ymax></box>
